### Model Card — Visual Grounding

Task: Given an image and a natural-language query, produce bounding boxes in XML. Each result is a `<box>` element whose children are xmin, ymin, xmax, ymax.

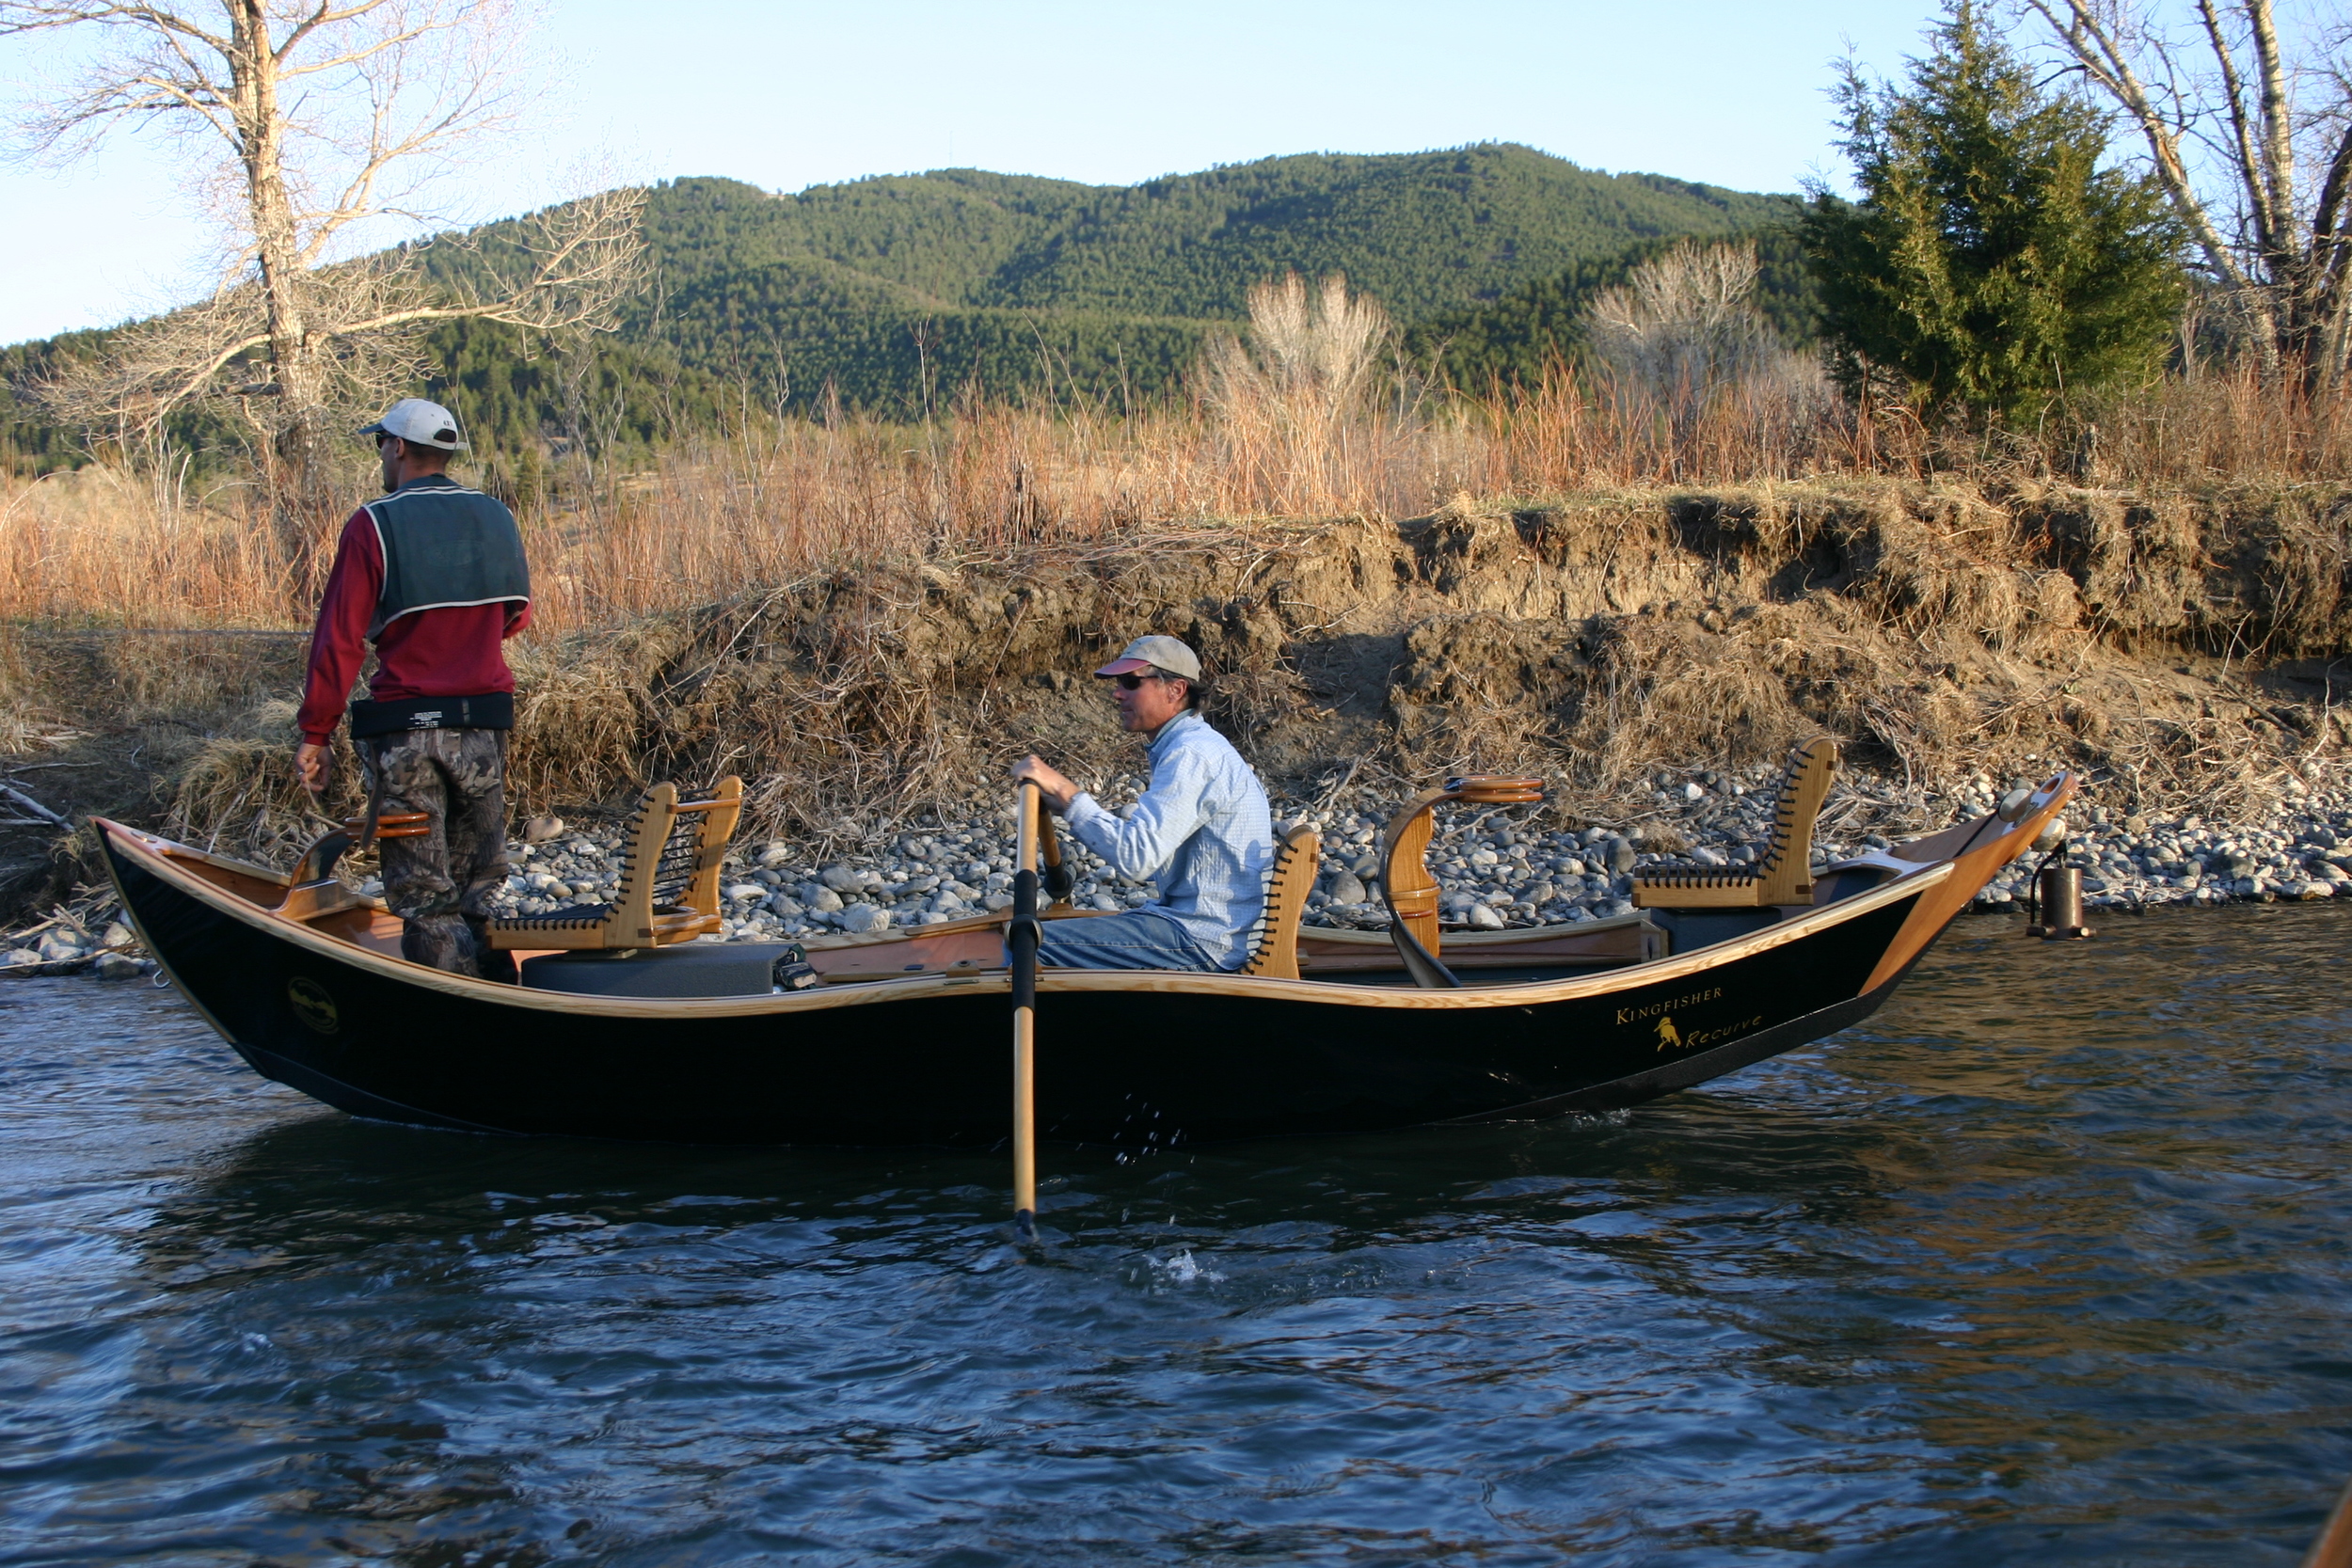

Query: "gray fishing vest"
<box><xmin>363</xmin><ymin>475</ymin><xmax>532</xmax><ymax>638</ymax></box>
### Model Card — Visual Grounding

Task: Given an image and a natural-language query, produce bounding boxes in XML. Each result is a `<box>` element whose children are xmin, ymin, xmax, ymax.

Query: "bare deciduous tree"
<box><xmin>2017</xmin><ymin>0</ymin><xmax>2352</xmax><ymax>384</ymax></box>
<box><xmin>0</xmin><ymin>1</ymin><xmax>646</xmax><ymax>542</ymax></box>
<box><xmin>1583</xmin><ymin>243</ymin><xmax>1785</xmax><ymax>393</ymax></box>
<box><xmin>1580</xmin><ymin>242</ymin><xmax>1819</xmax><ymax>456</ymax></box>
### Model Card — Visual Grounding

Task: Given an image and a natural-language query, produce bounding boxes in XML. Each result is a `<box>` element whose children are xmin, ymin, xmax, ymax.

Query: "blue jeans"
<box><xmin>1036</xmin><ymin>909</ymin><xmax>1227</xmax><ymax>972</ymax></box>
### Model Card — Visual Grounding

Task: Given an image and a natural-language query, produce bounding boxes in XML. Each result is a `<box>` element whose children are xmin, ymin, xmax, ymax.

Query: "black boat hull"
<box><xmin>105</xmin><ymin>831</ymin><xmax>1947</xmax><ymax>1146</ymax></box>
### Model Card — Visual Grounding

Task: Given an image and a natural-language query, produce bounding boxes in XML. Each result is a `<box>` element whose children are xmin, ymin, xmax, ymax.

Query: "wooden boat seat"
<box><xmin>1631</xmin><ymin>737</ymin><xmax>1836</xmax><ymax>910</ymax></box>
<box><xmin>1240</xmin><ymin>823</ymin><xmax>1321</xmax><ymax>980</ymax></box>
<box><xmin>487</xmin><ymin>777</ymin><xmax>743</xmax><ymax>951</ymax></box>
<box><xmin>266</xmin><ymin>828</ymin><xmax>383</xmax><ymax>925</ymax></box>
<box><xmin>1379</xmin><ymin>773</ymin><xmax>1546</xmax><ymax>989</ymax></box>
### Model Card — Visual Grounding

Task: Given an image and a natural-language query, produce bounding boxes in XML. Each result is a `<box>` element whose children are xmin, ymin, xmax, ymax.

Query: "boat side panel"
<box><xmin>107</xmin><ymin>847</ymin><xmax>290</xmax><ymax>1084</ymax></box>
<box><xmin>1025</xmin><ymin>895</ymin><xmax>1916</xmax><ymax>1146</ymax></box>
<box><xmin>1451</xmin><ymin>988</ymin><xmax>1890</xmax><ymax>1120</ymax></box>
<box><xmin>113</xmin><ymin>828</ymin><xmax>1924</xmax><ymax>1143</ymax></box>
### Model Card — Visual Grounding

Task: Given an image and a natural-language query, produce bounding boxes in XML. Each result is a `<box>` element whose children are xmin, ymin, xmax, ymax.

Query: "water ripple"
<box><xmin>4</xmin><ymin>903</ymin><xmax>2351</xmax><ymax>1563</ymax></box>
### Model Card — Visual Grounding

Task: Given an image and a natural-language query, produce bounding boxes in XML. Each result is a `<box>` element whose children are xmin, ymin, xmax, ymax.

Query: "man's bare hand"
<box><xmin>294</xmin><ymin>741</ymin><xmax>330</xmax><ymax>795</ymax></box>
<box><xmin>1011</xmin><ymin>753</ymin><xmax>1079</xmax><ymax>814</ymax></box>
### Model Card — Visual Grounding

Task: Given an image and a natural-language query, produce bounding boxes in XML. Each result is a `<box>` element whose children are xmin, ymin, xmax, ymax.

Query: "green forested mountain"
<box><xmin>608</xmin><ymin>146</ymin><xmax>1790</xmax><ymax>321</ymax></box>
<box><xmin>5</xmin><ymin>143</ymin><xmax>1804</xmax><ymax>470</ymax></box>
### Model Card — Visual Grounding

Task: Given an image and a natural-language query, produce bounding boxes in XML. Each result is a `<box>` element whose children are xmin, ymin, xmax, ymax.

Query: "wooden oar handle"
<box><xmin>344</xmin><ymin>811</ymin><xmax>431</xmax><ymax>840</ymax></box>
<box><xmin>1016</xmin><ymin>781</ymin><xmax>1040</xmax><ymax>875</ymax></box>
<box><xmin>1444</xmin><ymin>775</ymin><xmax>1546</xmax><ymax>805</ymax></box>
<box><xmin>1037</xmin><ymin>792</ymin><xmax>1074</xmax><ymax>900</ymax></box>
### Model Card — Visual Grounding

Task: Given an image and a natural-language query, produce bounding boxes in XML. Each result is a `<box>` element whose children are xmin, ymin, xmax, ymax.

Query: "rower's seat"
<box><xmin>1631</xmin><ymin>738</ymin><xmax>1836</xmax><ymax>910</ymax></box>
<box><xmin>1378</xmin><ymin>773</ymin><xmax>1546</xmax><ymax>989</ymax></box>
<box><xmin>1240</xmin><ymin>823</ymin><xmax>1321</xmax><ymax>979</ymax></box>
<box><xmin>487</xmin><ymin>776</ymin><xmax>744</xmax><ymax>951</ymax></box>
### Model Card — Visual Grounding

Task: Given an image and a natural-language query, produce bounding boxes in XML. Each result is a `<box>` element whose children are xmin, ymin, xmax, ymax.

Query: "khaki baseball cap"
<box><xmin>1094</xmin><ymin>635</ymin><xmax>1201</xmax><ymax>682</ymax></box>
<box><xmin>358</xmin><ymin>397</ymin><xmax>469</xmax><ymax>451</ymax></box>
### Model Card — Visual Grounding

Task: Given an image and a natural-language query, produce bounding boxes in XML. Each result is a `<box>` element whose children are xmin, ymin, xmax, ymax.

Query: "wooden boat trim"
<box><xmin>1859</xmin><ymin>776</ymin><xmax>2073</xmax><ymax>990</ymax></box>
<box><xmin>101</xmin><ymin>816</ymin><xmax>1955</xmax><ymax>1020</ymax></box>
<box><xmin>1037</xmin><ymin>865</ymin><xmax>1949</xmax><ymax>1007</ymax></box>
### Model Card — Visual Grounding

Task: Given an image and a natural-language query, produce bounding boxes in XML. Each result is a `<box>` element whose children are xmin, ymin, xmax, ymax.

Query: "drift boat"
<box><xmin>96</xmin><ymin>748</ymin><xmax>2072</xmax><ymax>1147</ymax></box>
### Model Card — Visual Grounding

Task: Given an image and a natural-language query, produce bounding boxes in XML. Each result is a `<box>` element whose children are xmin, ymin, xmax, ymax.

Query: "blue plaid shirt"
<box><xmin>1064</xmin><ymin>711</ymin><xmax>1275</xmax><ymax>970</ymax></box>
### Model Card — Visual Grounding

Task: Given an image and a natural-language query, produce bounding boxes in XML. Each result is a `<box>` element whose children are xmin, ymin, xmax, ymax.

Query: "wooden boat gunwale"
<box><xmin>103</xmin><ymin>824</ymin><xmax>1933</xmax><ymax>1016</ymax></box>
<box><xmin>95</xmin><ymin>770</ymin><xmax>2065</xmax><ymax>1019</ymax></box>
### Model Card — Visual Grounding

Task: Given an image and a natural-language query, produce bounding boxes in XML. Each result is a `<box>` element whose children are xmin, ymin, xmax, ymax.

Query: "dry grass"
<box><xmin>6</xmin><ymin>363</ymin><xmax>2348</xmax><ymax>632</ymax></box>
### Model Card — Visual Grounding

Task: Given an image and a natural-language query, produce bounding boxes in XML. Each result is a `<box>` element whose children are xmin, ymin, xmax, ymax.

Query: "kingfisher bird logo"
<box><xmin>1655</xmin><ymin>1017</ymin><xmax>1682</xmax><ymax>1053</ymax></box>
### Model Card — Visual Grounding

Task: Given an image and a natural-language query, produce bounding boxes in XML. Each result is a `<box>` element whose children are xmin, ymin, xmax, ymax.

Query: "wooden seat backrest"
<box><xmin>605</xmin><ymin>782</ymin><xmax>682</xmax><ymax>943</ymax></box>
<box><xmin>1755</xmin><ymin>737</ymin><xmax>1836</xmax><ymax>904</ymax></box>
<box><xmin>667</xmin><ymin>775</ymin><xmax>744</xmax><ymax>919</ymax></box>
<box><xmin>1629</xmin><ymin>739</ymin><xmax>1836</xmax><ymax>910</ymax></box>
<box><xmin>1378</xmin><ymin>773</ymin><xmax>1544</xmax><ymax>988</ymax></box>
<box><xmin>490</xmin><ymin>775</ymin><xmax>743</xmax><ymax>950</ymax></box>
<box><xmin>1241</xmin><ymin>823</ymin><xmax>1321</xmax><ymax>979</ymax></box>
<box><xmin>614</xmin><ymin>775</ymin><xmax>743</xmax><ymax>931</ymax></box>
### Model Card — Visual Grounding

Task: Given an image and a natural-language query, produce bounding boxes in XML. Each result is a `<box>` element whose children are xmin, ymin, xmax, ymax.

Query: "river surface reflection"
<box><xmin>6</xmin><ymin>903</ymin><xmax>2352</xmax><ymax>1565</ymax></box>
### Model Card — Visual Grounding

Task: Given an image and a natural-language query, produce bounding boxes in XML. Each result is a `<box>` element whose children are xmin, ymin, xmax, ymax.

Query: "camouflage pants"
<box><xmin>360</xmin><ymin>727</ymin><xmax>513</xmax><ymax>979</ymax></box>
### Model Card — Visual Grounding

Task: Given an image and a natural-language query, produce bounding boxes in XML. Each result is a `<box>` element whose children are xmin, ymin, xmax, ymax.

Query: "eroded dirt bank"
<box><xmin>5</xmin><ymin>476</ymin><xmax>2350</xmax><ymax>916</ymax></box>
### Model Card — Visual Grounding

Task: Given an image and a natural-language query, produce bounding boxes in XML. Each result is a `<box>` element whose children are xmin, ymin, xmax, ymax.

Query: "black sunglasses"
<box><xmin>1109</xmin><ymin>673</ymin><xmax>1164</xmax><ymax>690</ymax></box>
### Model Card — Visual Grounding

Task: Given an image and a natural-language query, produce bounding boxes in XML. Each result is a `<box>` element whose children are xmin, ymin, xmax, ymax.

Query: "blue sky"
<box><xmin>0</xmin><ymin>0</ymin><xmax>1945</xmax><ymax>345</ymax></box>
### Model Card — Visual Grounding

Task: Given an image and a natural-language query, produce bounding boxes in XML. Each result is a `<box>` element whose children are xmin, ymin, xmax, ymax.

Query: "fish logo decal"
<box><xmin>286</xmin><ymin>976</ymin><xmax>340</xmax><ymax>1036</ymax></box>
<box><xmin>1655</xmin><ymin>1017</ymin><xmax>1682</xmax><ymax>1053</ymax></box>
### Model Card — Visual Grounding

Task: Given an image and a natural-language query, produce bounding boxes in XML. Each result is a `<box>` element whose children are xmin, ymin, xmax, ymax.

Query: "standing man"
<box><xmin>1011</xmin><ymin>636</ymin><xmax>1274</xmax><ymax>972</ymax></box>
<box><xmin>294</xmin><ymin>398</ymin><xmax>532</xmax><ymax>979</ymax></box>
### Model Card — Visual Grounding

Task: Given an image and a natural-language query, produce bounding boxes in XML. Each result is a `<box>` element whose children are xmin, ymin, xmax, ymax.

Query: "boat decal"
<box><xmin>1617</xmin><ymin>986</ymin><xmax>1724</xmax><ymax>1025</ymax></box>
<box><xmin>286</xmin><ymin>976</ymin><xmax>341</xmax><ymax>1035</ymax></box>
<box><xmin>1655</xmin><ymin>1012</ymin><xmax>1765</xmax><ymax>1053</ymax></box>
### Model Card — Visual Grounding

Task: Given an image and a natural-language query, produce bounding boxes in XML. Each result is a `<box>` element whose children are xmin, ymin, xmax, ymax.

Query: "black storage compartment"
<box><xmin>520</xmin><ymin>942</ymin><xmax>794</xmax><ymax>998</ymax></box>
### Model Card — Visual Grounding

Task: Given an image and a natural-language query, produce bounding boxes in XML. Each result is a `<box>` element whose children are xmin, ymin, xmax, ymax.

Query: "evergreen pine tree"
<box><xmin>1801</xmin><ymin>1</ymin><xmax>2184</xmax><ymax>423</ymax></box>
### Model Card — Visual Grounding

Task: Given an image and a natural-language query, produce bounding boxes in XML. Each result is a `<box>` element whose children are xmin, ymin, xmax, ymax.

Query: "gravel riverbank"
<box><xmin>16</xmin><ymin>761</ymin><xmax>2344</xmax><ymax>977</ymax></box>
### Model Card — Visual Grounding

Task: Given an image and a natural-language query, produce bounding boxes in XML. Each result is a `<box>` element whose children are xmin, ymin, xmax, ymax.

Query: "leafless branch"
<box><xmin>2016</xmin><ymin>0</ymin><xmax>2352</xmax><ymax>383</ymax></box>
<box><xmin>0</xmin><ymin>0</ymin><xmax>643</xmax><ymax>538</ymax></box>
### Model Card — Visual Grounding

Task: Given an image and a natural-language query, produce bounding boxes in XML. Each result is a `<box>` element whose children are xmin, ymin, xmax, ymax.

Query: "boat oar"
<box><xmin>1009</xmin><ymin>779</ymin><xmax>1043</xmax><ymax>1241</ymax></box>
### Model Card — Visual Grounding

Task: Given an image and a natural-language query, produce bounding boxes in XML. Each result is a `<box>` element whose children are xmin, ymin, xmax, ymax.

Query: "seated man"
<box><xmin>1011</xmin><ymin>636</ymin><xmax>1275</xmax><ymax>972</ymax></box>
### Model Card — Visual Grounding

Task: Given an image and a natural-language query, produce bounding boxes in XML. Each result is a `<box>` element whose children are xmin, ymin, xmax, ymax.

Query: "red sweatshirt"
<box><xmin>298</xmin><ymin>507</ymin><xmax>532</xmax><ymax>744</ymax></box>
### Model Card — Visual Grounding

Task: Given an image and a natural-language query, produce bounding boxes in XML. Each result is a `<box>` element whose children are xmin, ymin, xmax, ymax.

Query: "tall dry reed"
<box><xmin>0</xmin><ymin>366</ymin><xmax>2345</xmax><ymax>636</ymax></box>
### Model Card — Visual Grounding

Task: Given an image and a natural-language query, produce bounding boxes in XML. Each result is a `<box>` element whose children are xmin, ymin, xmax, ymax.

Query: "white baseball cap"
<box><xmin>358</xmin><ymin>397</ymin><xmax>469</xmax><ymax>451</ymax></box>
<box><xmin>1094</xmin><ymin>635</ymin><xmax>1202</xmax><ymax>682</ymax></box>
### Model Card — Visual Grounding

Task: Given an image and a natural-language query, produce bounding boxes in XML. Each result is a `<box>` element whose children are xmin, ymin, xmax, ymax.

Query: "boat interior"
<box><xmin>112</xmin><ymin>744</ymin><xmax>2061</xmax><ymax>1002</ymax></box>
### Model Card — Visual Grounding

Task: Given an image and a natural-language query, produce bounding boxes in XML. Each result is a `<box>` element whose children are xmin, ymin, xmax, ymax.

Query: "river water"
<box><xmin>6</xmin><ymin>903</ymin><xmax>2352</xmax><ymax>1566</ymax></box>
